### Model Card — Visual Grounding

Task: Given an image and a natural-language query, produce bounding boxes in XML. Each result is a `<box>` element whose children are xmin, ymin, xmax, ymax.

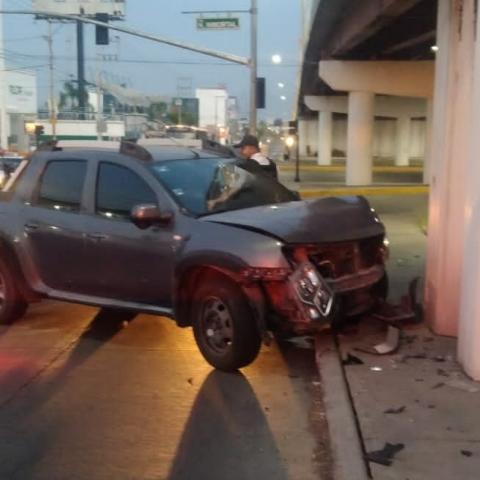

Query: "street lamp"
<box><xmin>272</xmin><ymin>54</ymin><xmax>282</xmax><ymax>64</ymax></box>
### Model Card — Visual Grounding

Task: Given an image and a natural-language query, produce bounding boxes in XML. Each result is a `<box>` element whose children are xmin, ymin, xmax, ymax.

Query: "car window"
<box><xmin>150</xmin><ymin>158</ymin><xmax>296</xmax><ymax>216</ymax></box>
<box><xmin>37</xmin><ymin>160</ymin><xmax>87</xmax><ymax>212</ymax></box>
<box><xmin>96</xmin><ymin>162</ymin><xmax>157</xmax><ymax>219</ymax></box>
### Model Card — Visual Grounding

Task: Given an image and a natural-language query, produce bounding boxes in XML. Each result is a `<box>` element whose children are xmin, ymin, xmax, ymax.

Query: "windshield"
<box><xmin>150</xmin><ymin>158</ymin><xmax>296</xmax><ymax>216</ymax></box>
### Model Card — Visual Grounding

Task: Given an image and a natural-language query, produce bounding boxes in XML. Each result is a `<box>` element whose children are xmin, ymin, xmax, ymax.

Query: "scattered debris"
<box><xmin>423</xmin><ymin>337</ymin><xmax>435</xmax><ymax>343</ymax></box>
<box><xmin>415</xmin><ymin>378</ymin><xmax>424</xmax><ymax>382</ymax></box>
<box><xmin>404</xmin><ymin>335</ymin><xmax>418</xmax><ymax>345</ymax></box>
<box><xmin>264</xmin><ymin>406</ymin><xmax>270</xmax><ymax>412</ymax></box>
<box><xmin>356</xmin><ymin>326</ymin><xmax>401</xmax><ymax>356</ymax></box>
<box><xmin>288</xmin><ymin>373</ymin><xmax>300</xmax><ymax>379</ymax></box>
<box><xmin>187</xmin><ymin>378</ymin><xmax>193</xmax><ymax>385</ymax></box>
<box><xmin>384</xmin><ymin>406</ymin><xmax>406</xmax><ymax>415</ymax></box>
<box><xmin>445</xmin><ymin>379</ymin><xmax>480</xmax><ymax>393</ymax></box>
<box><xmin>343</xmin><ymin>353</ymin><xmax>364</xmax><ymax>366</ymax></box>
<box><xmin>366</xmin><ymin>443</ymin><xmax>405</xmax><ymax>466</ymax></box>
<box><xmin>405</xmin><ymin>353</ymin><xmax>427</xmax><ymax>360</ymax></box>
<box><xmin>434</xmin><ymin>355</ymin><xmax>446</xmax><ymax>363</ymax></box>
<box><xmin>312</xmin><ymin>380</ymin><xmax>321</xmax><ymax>387</ymax></box>
<box><xmin>461</xmin><ymin>450</ymin><xmax>473</xmax><ymax>457</ymax></box>
<box><xmin>371</xmin><ymin>366</ymin><xmax>383</xmax><ymax>372</ymax></box>
<box><xmin>437</xmin><ymin>368</ymin><xmax>450</xmax><ymax>377</ymax></box>
<box><xmin>427</xmin><ymin>404</ymin><xmax>436</xmax><ymax>409</ymax></box>
<box><xmin>432</xmin><ymin>382</ymin><xmax>445</xmax><ymax>390</ymax></box>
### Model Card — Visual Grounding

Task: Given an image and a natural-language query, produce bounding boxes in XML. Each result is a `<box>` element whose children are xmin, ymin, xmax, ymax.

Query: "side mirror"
<box><xmin>131</xmin><ymin>204</ymin><xmax>173</xmax><ymax>229</ymax></box>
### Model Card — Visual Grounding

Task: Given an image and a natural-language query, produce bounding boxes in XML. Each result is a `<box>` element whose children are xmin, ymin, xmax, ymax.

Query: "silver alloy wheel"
<box><xmin>201</xmin><ymin>296</ymin><xmax>234</xmax><ymax>354</ymax></box>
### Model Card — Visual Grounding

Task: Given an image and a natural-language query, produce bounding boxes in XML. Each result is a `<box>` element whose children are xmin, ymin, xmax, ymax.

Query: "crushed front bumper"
<box><xmin>287</xmin><ymin>261</ymin><xmax>385</xmax><ymax>330</ymax></box>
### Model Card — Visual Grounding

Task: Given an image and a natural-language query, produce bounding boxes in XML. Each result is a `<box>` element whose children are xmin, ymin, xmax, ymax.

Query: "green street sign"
<box><xmin>196</xmin><ymin>17</ymin><xmax>240</xmax><ymax>30</ymax></box>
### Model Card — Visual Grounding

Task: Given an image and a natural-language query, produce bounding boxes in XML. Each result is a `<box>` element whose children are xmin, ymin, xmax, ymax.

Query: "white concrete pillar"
<box><xmin>458</xmin><ymin>1</ymin><xmax>480</xmax><ymax>380</ymax></box>
<box><xmin>298</xmin><ymin>119</ymin><xmax>308</xmax><ymax>158</ymax></box>
<box><xmin>346</xmin><ymin>91</ymin><xmax>374</xmax><ymax>185</ymax></box>
<box><xmin>423</xmin><ymin>98</ymin><xmax>433</xmax><ymax>184</ymax></box>
<box><xmin>395</xmin><ymin>116</ymin><xmax>411</xmax><ymax>166</ymax></box>
<box><xmin>317</xmin><ymin>111</ymin><xmax>332</xmax><ymax>165</ymax></box>
<box><xmin>425</xmin><ymin>0</ymin><xmax>475</xmax><ymax>337</ymax></box>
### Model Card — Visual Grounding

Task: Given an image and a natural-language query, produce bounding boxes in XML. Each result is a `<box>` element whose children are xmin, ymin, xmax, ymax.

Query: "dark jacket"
<box><xmin>245</xmin><ymin>152</ymin><xmax>278</xmax><ymax>179</ymax></box>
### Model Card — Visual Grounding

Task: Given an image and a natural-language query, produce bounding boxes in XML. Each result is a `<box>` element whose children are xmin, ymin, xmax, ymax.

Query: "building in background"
<box><xmin>6</xmin><ymin>71</ymin><xmax>37</xmax><ymax>152</ymax></box>
<box><xmin>196</xmin><ymin>87</ymin><xmax>229</xmax><ymax>143</ymax></box>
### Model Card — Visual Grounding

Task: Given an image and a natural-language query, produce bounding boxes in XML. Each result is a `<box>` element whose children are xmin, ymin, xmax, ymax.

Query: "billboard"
<box><xmin>32</xmin><ymin>0</ymin><xmax>125</xmax><ymax>18</ymax></box>
<box><xmin>6</xmin><ymin>71</ymin><xmax>37</xmax><ymax>115</ymax></box>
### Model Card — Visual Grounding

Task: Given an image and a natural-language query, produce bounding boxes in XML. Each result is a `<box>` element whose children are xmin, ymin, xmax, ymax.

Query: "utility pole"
<box><xmin>96</xmin><ymin>58</ymin><xmax>102</xmax><ymax>140</ymax></box>
<box><xmin>47</xmin><ymin>21</ymin><xmax>57</xmax><ymax>139</ymax></box>
<box><xmin>77</xmin><ymin>19</ymin><xmax>86</xmax><ymax>120</ymax></box>
<box><xmin>249</xmin><ymin>0</ymin><xmax>257</xmax><ymax>135</ymax></box>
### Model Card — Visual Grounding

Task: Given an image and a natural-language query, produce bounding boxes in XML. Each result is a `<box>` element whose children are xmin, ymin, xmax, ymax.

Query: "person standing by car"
<box><xmin>235</xmin><ymin>134</ymin><xmax>278</xmax><ymax>179</ymax></box>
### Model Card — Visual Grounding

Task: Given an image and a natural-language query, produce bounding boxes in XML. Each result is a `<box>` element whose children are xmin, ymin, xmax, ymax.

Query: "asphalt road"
<box><xmin>0</xmin><ymin>303</ymin><xmax>333</xmax><ymax>480</ymax></box>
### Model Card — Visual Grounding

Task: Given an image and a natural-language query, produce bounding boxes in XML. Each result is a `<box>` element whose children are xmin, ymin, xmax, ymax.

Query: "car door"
<box><xmin>80</xmin><ymin>160</ymin><xmax>175</xmax><ymax>306</ymax></box>
<box><xmin>22</xmin><ymin>158</ymin><xmax>89</xmax><ymax>293</ymax></box>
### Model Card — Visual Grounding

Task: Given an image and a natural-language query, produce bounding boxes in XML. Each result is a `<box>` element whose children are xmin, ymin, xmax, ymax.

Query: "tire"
<box><xmin>0</xmin><ymin>257</ymin><xmax>28</xmax><ymax>325</ymax></box>
<box><xmin>373</xmin><ymin>273</ymin><xmax>389</xmax><ymax>302</ymax></box>
<box><xmin>192</xmin><ymin>276</ymin><xmax>262</xmax><ymax>371</ymax></box>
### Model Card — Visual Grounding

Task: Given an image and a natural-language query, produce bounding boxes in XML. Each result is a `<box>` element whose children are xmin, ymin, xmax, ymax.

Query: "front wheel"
<box><xmin>0</xmin><ymin>257</ymin><xmax>28</xmax><ymax>325</ymax></box>
<box><xmin>192</xmin><ymin>276</ymin><xmax>262</xmax><ymax>371</ymax></box>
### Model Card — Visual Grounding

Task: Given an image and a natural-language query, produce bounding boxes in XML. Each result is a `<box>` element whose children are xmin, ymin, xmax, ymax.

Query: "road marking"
<box><xmin>299</xmin><ymin>185</ymin><xmax>429</xmax><ymax>197</ymax></box>
<box><xmin>279</xmin><ymin>165</ymin><xmax>423</xmax><ymax>174</ymax></box>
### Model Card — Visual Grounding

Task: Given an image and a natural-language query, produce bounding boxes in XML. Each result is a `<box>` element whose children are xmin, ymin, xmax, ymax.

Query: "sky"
<box><xmin>2</xmin><ymin>0</ymin><xmax>302</xmax><ymax>122</ymax></box>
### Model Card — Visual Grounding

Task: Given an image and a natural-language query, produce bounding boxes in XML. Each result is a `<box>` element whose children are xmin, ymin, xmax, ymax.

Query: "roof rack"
<box><xmin>36</xmin><ymin>140</ymin><xmax>153</xmax><ymax>162</ymax></box>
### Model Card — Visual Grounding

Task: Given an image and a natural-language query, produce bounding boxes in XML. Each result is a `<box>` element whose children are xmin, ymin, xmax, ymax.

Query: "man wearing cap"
<box><xmin>235</xmin><ymin>134</ymin><xmax>278</xmax><ymax>179</ymax></box>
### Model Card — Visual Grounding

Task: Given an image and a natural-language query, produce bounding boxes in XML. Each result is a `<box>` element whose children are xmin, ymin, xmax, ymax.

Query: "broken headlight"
<box><xmin>290</xmin><ymin>262</ymin><xmax>334</xmax><ymax>319</ymax></box>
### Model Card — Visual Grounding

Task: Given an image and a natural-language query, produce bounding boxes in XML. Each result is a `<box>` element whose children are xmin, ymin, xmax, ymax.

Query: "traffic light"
<box><xmin>288</xmin><ymin>120</ymin><xmax>298</xmax><ymax>135</ymax></box>
<box><xmin>256</xmin><ymin>77</ymin><xmax>266</xmax><ymax>109</ymax></box>
<box><xmin>95</xmin><ymin>13</ymin><xmax>110</xmax><ymax>45</ymax></box>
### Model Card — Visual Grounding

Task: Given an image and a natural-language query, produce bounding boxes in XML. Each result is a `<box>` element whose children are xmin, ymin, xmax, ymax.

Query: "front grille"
<box><xmin>308</xmin><ymin>236</ymin><xmax>383</xmax><ymax>279</ymax></box>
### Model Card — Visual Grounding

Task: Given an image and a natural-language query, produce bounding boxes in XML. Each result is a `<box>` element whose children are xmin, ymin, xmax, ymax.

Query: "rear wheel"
<box><xmin>0</xmin><ymin>257</ymin><xmax>28</xmax><ymax>325</ymax></box>
<box><xmin>192</xmin><ymin>276</ymin><xmax>261</xmax><ymax>371</ymax></box>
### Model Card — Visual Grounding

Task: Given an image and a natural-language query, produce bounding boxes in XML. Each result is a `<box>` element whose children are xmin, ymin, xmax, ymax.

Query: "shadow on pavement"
<box><xmin>167</xmin><ymin>370</ymin><xmax>289</xmax><ymax>480</ymax></box>
<box><xmin>12</xmin><ymin>308</ymin><xmax>135</xmax><ymax>412</ymax></box>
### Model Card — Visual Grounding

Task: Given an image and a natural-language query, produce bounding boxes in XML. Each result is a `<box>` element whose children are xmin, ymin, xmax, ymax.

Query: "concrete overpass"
<box><xmin>298</xmin><ymin>0</ymin><xmax>436</xmax><ymax>184</ymax></box>
<box><xmin>298</xmin><ymin>0</ymin><xmax>480</xmax><ymax>380</ymax></box>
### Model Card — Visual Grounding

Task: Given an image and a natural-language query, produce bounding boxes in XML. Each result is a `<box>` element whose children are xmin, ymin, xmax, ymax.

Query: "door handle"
<box><xmin>24</xmin><ymin>222</ymin><xmax>40</xmax><ymax>232</ymax></box>
<box><xmin>86</xmin><ymin>233</ymin><xmax>108</xmax><ymax>241</ymax></box>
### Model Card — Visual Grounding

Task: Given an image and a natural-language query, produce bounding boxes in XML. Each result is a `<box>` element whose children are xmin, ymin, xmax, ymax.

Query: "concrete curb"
<box><xmin>315</xmin><ymin>335</ymin><xmax>370</xmax><ymax>480</ymax></box>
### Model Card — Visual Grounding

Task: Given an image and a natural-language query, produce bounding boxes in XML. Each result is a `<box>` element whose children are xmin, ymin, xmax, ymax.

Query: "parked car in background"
<box><xmin>0</xmin><ymin>140</ymin><xmax>389</xmax><ymax>371</ymax></box>
<box><xmin>0</xmin><ymin>155</ymin><xmax>23</xmax><ymax>189</ymax></box>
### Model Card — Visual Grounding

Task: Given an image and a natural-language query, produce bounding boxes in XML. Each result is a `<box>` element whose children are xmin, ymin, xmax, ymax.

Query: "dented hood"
<box><xmin>202</xmin><ymin>197</ymin><xmax>385</xmax><ymax>244</ymax></box>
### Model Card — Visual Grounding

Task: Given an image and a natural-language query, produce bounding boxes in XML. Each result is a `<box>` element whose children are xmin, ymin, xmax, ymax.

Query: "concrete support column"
<box><xmin>395</xmin><ymin>116</ymin><xmax>411</xmax><ymax>166</ymax></box>
<box><xmin>317</xmin><ymin>111</ymin><xmax>332</xmax><ymax>165</ymax></box>
<box><xmin>459</xmin><ymin>1</ymin><xmax>480</xmax><ymax>380</ymax></box>
<box><xmin>425</xmin><ymin>0</ymin><xmax>475</xmax><ymax>338</ymax></box>
<box><xmin>423</xmin><ymin>98</ymin><xmax>433</xmax><ymax>184</ymax></box>
<box><xmin>346</xmin><ymin>91</ymin><xmax>374</xmax><ymax>185</ymax></box>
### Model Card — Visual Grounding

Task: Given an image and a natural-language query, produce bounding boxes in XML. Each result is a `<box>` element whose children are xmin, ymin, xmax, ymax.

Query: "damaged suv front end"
<box><xmin>205</xmin><ymin>197</ymin><xmax>389</xmax><ymax>336</ymax></box>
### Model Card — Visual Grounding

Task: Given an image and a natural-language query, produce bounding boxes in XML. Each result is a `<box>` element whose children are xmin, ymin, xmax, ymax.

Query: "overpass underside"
<box><xmin>299</xmin><ymin>0</ymin><xmax>436</xmax><ymax>185</ymax></box>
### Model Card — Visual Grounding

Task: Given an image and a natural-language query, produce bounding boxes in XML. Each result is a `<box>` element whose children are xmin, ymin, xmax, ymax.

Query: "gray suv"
<box><xmin>0</xmin><ymin>141</ymin><xmax>388</xmax><ymax>371</ymax></box>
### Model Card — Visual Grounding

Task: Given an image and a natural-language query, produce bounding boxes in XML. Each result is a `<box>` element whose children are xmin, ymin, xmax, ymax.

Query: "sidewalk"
<box><xmin>320</xmin><ymin>196</ymin><xmax>480</xmax><ymax>479</ymax></box>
